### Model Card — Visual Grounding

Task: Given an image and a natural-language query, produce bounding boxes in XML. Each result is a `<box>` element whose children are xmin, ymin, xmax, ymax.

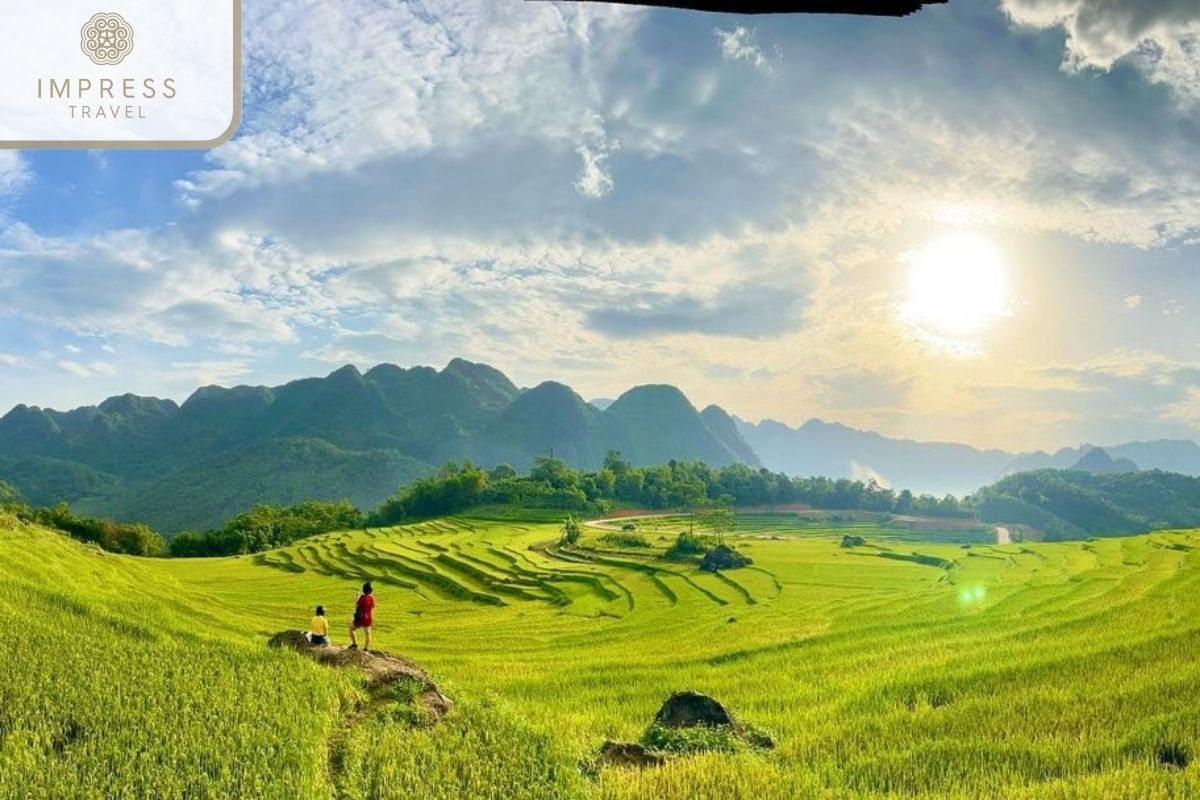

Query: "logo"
<box><xmin>81</xmin><ymin>12</ymin><xmax>134</xmax><ymax>66</ymax></box>
<box><xmin>0</xmin><ymin>0</ymin><xmax>239</xmax><ymax>148</ymax></box>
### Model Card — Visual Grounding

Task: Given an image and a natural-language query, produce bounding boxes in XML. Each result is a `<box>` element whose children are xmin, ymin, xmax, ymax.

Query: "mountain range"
<box><xmin>1</xmin><ymin>358</ymin><xmax>1197</xmax><ymax>533</ymax></box>
<box><xmin>730</xmin><ymin>420</ymin><xmax>1200</xmax><ymax>497</ymax></box>
<box><xmin>0</xmin><ymin>360</ymin><xmax>755</xmax><ymax>532</ymax></box>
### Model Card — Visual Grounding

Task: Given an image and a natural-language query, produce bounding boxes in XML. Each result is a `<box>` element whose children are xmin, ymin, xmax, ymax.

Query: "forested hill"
<box><xmin>974</xmin><ymin>469</ymin><xmax>1200</xmax><ymax>540</ymax></box>
<box><xmin>0</xmin><ymin>360</ymin><xmax>758</xmax><ymax>533</ymax></box>
<box><xmin>5</xmin><ymin>356</ymin><xmax>1200</xmax><ymax>537</ymax></box>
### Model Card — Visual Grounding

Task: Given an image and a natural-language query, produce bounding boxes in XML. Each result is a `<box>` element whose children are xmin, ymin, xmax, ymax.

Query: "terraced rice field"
<box><xmin>593</xmin><ymin>512</ymin><xmax>995</xmax><ymax>547</ymax></box>
<box><xmin>5</xmin><ymin>512</ymin><xmax>1200</xmax><ymax>799</ymax></box>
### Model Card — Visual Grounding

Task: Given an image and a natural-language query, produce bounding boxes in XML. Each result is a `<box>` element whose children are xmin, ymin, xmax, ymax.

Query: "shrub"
<box><xmin>639</xmin><ymin>721</ymin><xmax>775</xmax><ymax>755</ymax></box>
<box><xmin>664</xmin><ymin>531</ymin><xmax>716</xmax><ymax>561</ymax></box>
<box><xmin>599</xmin><ymin>531</ymin><xmax>652</xmax><ymax>549</ymax></box>
<box><xmin>641</xmin><ymin>723</ymin><xmax>742</xmax><ymax>754</ymax></box>
<box><xmin>559</xmin><ymin>515</ymin><xmax>582</xmax><ymax>546</ymax></box>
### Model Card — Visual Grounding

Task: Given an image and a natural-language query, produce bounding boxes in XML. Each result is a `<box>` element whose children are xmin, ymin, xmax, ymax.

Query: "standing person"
<box><xmin>309</xmin><ymin>605</ymin><xmax>330</xmax><ymax>646</ymax></box>
<box><xmin>348</xmin><ymin>582</ymin><xmax>375</xmax><ymax>652</ymax></box>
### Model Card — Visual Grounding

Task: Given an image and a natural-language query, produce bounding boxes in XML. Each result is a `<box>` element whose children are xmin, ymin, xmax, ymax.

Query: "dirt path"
<box><xmin>584</xmin><ymin>513</ymin><xmax>678</xmax><ymax>530</ymax></box>
<box><xmin>995</xmin><ymin>526</ymin><xmax>1012</xmax><ymax>545</ymax></box>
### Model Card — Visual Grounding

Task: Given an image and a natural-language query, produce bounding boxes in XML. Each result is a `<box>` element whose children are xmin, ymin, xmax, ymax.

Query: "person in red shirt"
<box><xmin>348</xmin><ymin>582</ymin><xmax>375</xmax><ymax>652</ymax></box>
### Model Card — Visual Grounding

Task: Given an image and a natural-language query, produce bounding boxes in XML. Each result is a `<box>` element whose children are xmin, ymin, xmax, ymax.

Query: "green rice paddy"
<box><xmin>4</xmin><ymin>511</ymin><xmax>1200</xmax><ymax>799</ymax></box>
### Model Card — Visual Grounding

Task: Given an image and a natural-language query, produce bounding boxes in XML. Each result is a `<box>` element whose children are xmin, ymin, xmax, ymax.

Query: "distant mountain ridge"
<box><xmin>0</xmin><ymin>360</ymin><xmax>758</xmax><ymax>532</ymax></box>
<box><xmin>1004</xmin><ymin>440</ymin><xmax>1200</xmax><ymax>475</ymax></box>
<box><xmin>1069</xmin><ymin>447</ymin><xmax>1139</xmax><ymax>475</ymax></box>
<box><xmin>2</xmin><ymin>358</ymin><xmax>1198</xmax><ymax>533</ymax></box>
<box><xmin>734</xmin><ymin>417</ymin><xmax>1200</xmax><ymax>497</ymax></box>
<box><xmin>975</xmin><ymin>468</ymin><xmax>1200</xmax><ymax>540</ymax></box>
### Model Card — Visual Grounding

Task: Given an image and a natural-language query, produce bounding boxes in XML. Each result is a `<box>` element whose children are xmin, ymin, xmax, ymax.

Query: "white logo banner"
<box><xmin>0</xmin><ymin>0</ymin><xmax>240</xmax><ymax>148</ymax></box>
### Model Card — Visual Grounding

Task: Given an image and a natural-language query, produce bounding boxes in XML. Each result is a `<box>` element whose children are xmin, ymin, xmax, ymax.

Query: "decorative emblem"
<box><xmin>81</xmin><ymin>13</ymin><xmax>134</xmax><ymax>66</ymax></box>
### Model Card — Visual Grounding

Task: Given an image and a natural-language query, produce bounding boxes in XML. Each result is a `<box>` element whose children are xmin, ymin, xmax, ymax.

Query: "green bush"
<box><xmin>598</xmin><ymin>531</ymin><xmax>652</xmax><ymax>548</ymax></box>
<box><xmin>664</xmin><ymin>531</ymin><xmax>716</xmax><ymax>561</ymax></box>
<box><xmin>559</xmin><ymin>515</ymin><xmax>582</xmax><ymax>546</ymax></box>
<box><xmin>639</xmin><ymin>721</ymin><xmax>775</xmax><ymax>754</ymax></box>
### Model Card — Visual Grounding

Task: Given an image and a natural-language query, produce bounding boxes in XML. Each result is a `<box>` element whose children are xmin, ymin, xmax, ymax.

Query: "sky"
<box><xmin>1</xmin><ymin>0</ymin><xmax>1199</xmax><ymax>453</ymax></box>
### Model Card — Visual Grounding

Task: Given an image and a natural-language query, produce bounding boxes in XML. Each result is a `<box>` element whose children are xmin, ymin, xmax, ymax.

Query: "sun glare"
<box><xmin>903</xmin><ymin>232</ymin><xmax>1010</xmax><ymax>337</ymax></box>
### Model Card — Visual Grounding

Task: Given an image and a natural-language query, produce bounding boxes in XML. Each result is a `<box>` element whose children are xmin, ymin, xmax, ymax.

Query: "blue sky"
<box><xmin>1</xmin><ymin>0</ymin><xmax>1199</xmax><ymax>452</ymax></box>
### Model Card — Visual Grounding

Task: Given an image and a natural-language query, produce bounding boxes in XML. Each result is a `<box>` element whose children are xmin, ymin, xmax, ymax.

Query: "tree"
<box><xmin>699</xmin><ymin>507</ymin><xmax>735</xmax><ymax>545</ymax></box>
<box><xmin>0</xmin><ymin>481</ymin><xmax>22</xmax><ymax>506</ymax></box>
<box><xmin>863</xmin><ymin>478</ymin><xmax>896</xmax><ymax>512</ymax></box>
<box><xmin>595</xmin><ymin>468</ymin><xmax>616</xmax><ymax>496</ymax></box>
<box><xmin>616</xmin><ymin>469</ymin><xmax>644</xmax><ymax>501</ymax></box>
<box><xmin>113</xmin><ymin>523</ymin><xmax>164</xmax><ymax>557</ymax></box>
<box><xmin>603</xmin><ymin>450</ymin><xmax>629</xmax><ymax>475</ymax></box>
<box><xmin>559</xmin><ymin>515</ymin><xmax>582</xmax><ymax>546</ymax></box>
<box><xmin>530</xmin><ymin>456</ymin><xmax>574</xmax><ymax>490</ymax></box>
<box><xmin>489</xmin><ymin>464</ymin><xmax>517</xmax><ymax>482</ymax></box>
<box><xmin>168</xmin><ymin>531</ymin><xmax>204</xmax><ymax>557</ymax></box>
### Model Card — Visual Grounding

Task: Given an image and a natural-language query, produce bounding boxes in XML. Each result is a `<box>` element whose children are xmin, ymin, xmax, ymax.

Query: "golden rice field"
<box><xmin>4</xmin><ymin>511</ymin><xmax>1200</xmax><ymax>799</ymax></box>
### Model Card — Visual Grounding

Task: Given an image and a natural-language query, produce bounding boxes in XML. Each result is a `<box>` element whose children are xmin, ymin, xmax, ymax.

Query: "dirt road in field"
<box><xmin>584</xmin><ymin>513</ymin><xmax>677</xmax><ymax>530</ymax></box>
<box><xmin>995</xmin><ymin>526</ymin><xmax>1012</xmax><ymax>545</ymax></box>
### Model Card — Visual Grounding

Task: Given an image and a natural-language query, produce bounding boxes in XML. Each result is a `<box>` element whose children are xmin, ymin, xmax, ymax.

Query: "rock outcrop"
<box><xmin>268</xmin><ymin>630</ymin><xmax>453</xmax><ymax>718</ymax></box>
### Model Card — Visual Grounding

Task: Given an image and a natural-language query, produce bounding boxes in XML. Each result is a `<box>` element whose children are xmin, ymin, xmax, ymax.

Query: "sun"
<box><xmin>902</xmin><ymin>232</ymin><xmax>1010</xmax><ymax>337</ymax></box>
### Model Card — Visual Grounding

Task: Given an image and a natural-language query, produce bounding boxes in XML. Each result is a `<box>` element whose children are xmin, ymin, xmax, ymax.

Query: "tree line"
<box><xmin>364</xmin><ymin>452</ymin><xmax>973</xmax><ymax>527</ymax></box>
<box><xmin>167</xmin><ymin>500</ymin><xmax>365</xmax><ymax>557</ymax></box>
<box><xmin>1</xmin><ymin>452</ymin><xmax>975</xmax><ymax>558</ymax></box>
<box><xmin>0</xmin><ymin>482</ymin><xmax>164</xmax><ymax>556</ymax></box>
<box><xmin>0</xmin><ymin>480</ymin><xmax>362</xmax><ymax>558</ymax></box>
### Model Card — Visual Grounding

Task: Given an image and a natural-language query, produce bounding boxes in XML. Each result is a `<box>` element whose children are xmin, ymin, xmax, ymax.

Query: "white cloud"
<box><xmin>574</xmin><ymin>115</ymin><xmax>619</xmax><ymax>198</ymax></box>
<box><xmin>57</xmin><ymin>360</ymin><xmax>116</xmax><ymax>378</ymax></box>
<box><xmin>1046</xmin><ymin>349</ymin><xmax>1188</xmax><ymax>380</ymax></box>
<box><xmin>1001</xmin><ymin>0</ymin><xmax>1200</xmax><ymax>100</ymax></box>
<box><xmin>1123</xmin><ymin>294</ymin><xmax>1143</xmax><ymax>309</ymax></box>
<box><xmin>714</xmin><ymin>26</ymin><xmax>770</xmax><ymax>72</ymax></box>
<box><xmin>1164</xmin><ymin>387</ymin><xmax>1200</xmax><ymax>424</ymax></box>
<box><xmin>0</xmin><ymin>353</ymin><xmax>34</xmax><ymax>369</ymax></box>
<box><xmin>162</xmin><ymin>359</ymin><xmax>255</xmax><ymax>389</ymax></box>
<box><xmin>179</xmin><ymin>0</ymin><xmax>644</xmax><ymax>203</ymax></box>
<box><xmin>850</xmin><ymin>461</ymin><xmax>892</xmax><ymax>489</ymax></box>
<box><xmin>808</xmin><ymin>93</ymin><xmax>1200</xmax><ymax>248</ymax></box>
<box><xmin>63</xmin><ymin>344</ymin><xmax>82</xmax><ymax>354</ymax></box>
<box><xmin>0</xmin><ymin>152</ymin><xmax>29</xmax><ymax>199</ymax></box>
<box><xmin>0</xmin><ymin>220</ymin><xmax>378</xmax><ymax>349</ymax></box>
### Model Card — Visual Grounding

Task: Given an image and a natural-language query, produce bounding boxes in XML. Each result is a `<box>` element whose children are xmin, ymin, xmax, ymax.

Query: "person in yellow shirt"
<box><xmin>309</xmin><ymin>605</ymin><xmax>330</xmax><ymax>646</ymax></box>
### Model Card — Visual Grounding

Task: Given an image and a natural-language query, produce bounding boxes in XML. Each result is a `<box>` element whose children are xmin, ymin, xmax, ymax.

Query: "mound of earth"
<box><xmin>598</xmin><ymin>691</ymin><xmax>773</xmax><ymax>769</ymax></box>
<box><xmin>654</xmin><ymin>690</ymin><xmax>740</xmax><ymax>729</ymax></box>
<box><xmin>267</xmin><ymin>630</ymin><xmax>452</xmax><ymax>718</ymax></box>
<box><xmin>699</xmin><ymin>544</ymin><xmax>752</xmax><ymax>572</ymax></box>
<box><xmin>598</xmin><ymin>740</ymin><xmax>666</xmax><ymax>768</ymax></box>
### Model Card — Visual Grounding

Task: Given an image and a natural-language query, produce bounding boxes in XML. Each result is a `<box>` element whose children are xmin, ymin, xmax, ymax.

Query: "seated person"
<box><xmin>309</xmin><ymin>605</ymin><xmax>330</xmax><ymax>646</ymax></box>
